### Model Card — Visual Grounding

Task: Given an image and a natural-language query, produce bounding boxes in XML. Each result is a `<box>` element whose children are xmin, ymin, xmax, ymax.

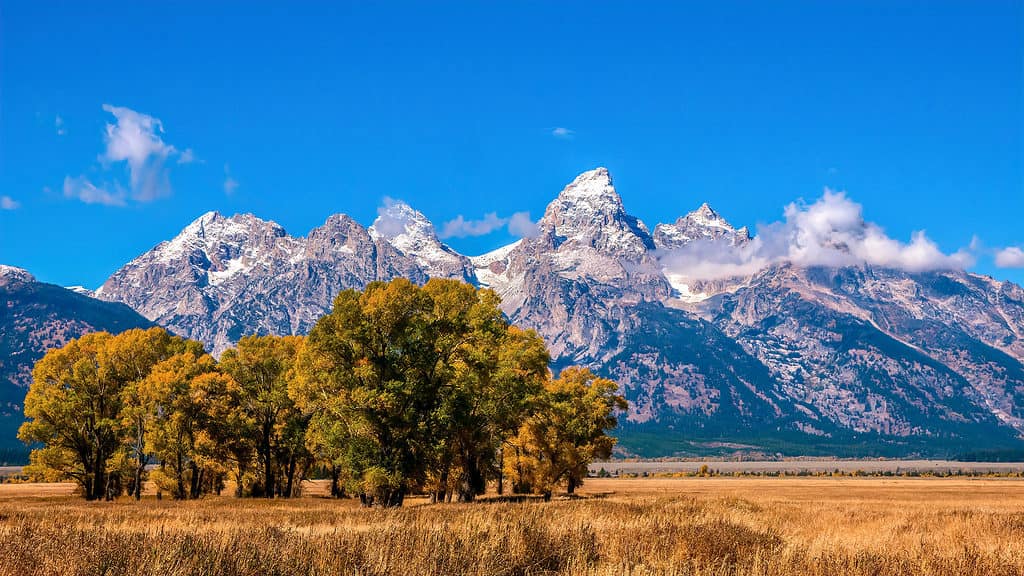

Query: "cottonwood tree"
<box><xmin>292</xmin><ymin>279</ymin><xmax>439</xmax><ymax>507</ymax></box>
<box><xmin>144</xmin><ymin>352</ymin><xmax>232</xmax><ymax>499</ymax></box>
<box><xmin>114</xmin><ymin>328</ymin><xmax>204</xmax><ymax>499</ymax></box>
<box><xmin>220</xmin><ymin>334</ymin><xmax>305</xmax><ymax>498</ymax></box>
<box><xmin>19</xmin><ymin>328</ymin><xmax>201</xmax><ymax>500</ymax></box>
<box><xmin>293</xmin><ymin>279</ymin><xmax>552</xmax><ymax>506</ymax></box>
<box><xmin>505</xmin><ymin>367</ymin><xmax>627</xmax><ymax>500</ymax></box>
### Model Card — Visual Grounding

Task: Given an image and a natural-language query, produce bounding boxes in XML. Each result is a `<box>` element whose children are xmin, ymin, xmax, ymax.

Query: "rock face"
<box><xmin>96</xmin><ymin>211</ymin><xmax>427</xmax><ymax>355</ymax></box>
<box><xmin>0</xmin><ymin>266</ymin><xmax>152</xmax><ymax>445</ymax></box>
<box><xmin>93</xmin><ymin>168</ymin><xmax>1024</xmax><ymax>456</ymax></box>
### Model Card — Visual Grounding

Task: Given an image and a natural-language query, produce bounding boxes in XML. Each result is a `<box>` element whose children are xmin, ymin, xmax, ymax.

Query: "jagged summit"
<box><xmin>538</xmin><ymin>168</ymin><xmax>654</xmax><ymax>257</ymax></box>
<box><xmin>0</xmin><ymin>265</ymin><xmax>34</xmax><ymax>284</ymax></box>
<box><xmin>653</xmin><ymin>202</ymin><xmax>749</xmax><ymax>249</ymax></box>
<box><xmin>369</xmin><ymin>200</ymin><xmax>473</xmax><ymax>281</ymax></box>
<box><xmin>88</xmin><ymin>169</ymin><xmax>1024</xmax><ymax>456</ymax></box>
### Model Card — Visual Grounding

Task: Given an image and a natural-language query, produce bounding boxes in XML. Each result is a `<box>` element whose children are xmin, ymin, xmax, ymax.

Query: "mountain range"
<box><xmin>4</xmin><ymin>168</ymin><xmax>1023</xmax><ymax>457</ymax></box>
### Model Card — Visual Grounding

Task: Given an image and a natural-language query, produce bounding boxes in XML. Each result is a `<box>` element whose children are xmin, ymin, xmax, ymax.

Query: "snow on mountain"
<box><xmin>90</xmin><ymin>167</ymin><xmax>1024</xmax><ymax>456</ymax></box>
<box><xmin>97</xmin><ymin>210</ymin><xmax>425</xmax><ymax>354</ymax></box>
<box><xmin>653</xmin><ymin>202</ymin><xmax>750</xmax><ymax>249</ymax></box>
<box><xmin>369</xmin><ymin>200</ymin><xmax>474</xmax><ymax>282</ymax></box>
<box><xmin>471</xmin><ymin>240</ymin><xmax>520</xmax><ymax>289</ymax></box>
<box><xmin>0</xmin><ymin>265</ymin><xmax>34</xmax><ymax>284</ymax></box>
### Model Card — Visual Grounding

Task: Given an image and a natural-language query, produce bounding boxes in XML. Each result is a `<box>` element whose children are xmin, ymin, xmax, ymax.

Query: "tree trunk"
<box><xmin>497</xmin><ymin>447</ymin><xmax>504</xmax><ymax>496</ymax></box>
<box><xmin>189</xmin><ymin>462</ymin><xmax>202</xmax><ymax>499</ymax></box>
<box><xmin>91</xmin><ymin>448</ymin><xmax>106</xmax><ymax>501</ymax></box>
<box><xmin>567</xmin><ymin>476</ymin><xmax>577</xmax><ymax>495</ymax></box>
<box><xmin>434</xmin><ymin>465</ymin><xmax>449</xmax><ymax>504</ymax></box>
<box><xmin>261</xmin><ymin>427</ymin><xmax>274</xmax><ymax>499</ymax></box>
<box><xmin>175</xmin><ymin>452</ymin><xmax>186</xmax><ymax>500</ymax></box>
<box><xmin>457</xmin><ymin>451</ymin><xmax>485</xmax><ymax>503</ymax></box>
<box><xmin>284</xmin><ymin>455</ymin><xmax>296</xmax><ymax>498</ymax></box>
<box><xmin>234</xmin><ymin>467</ymin><xmax>245</xmax><ymax>498</ymax></box>
<box><xmin>330</xmin><ymin>465</ymin><xmax>341</xmax><ymax>498</ymax></box>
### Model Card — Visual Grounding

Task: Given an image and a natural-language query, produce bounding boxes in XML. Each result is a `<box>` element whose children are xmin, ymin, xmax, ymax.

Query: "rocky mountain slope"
<box><xmin>0</xmin><ymin>266</ymin><xmax>152</xmax><ymax>448</ymax></box>
<box><xmin>89</xmin><ymin>168</ymin><xmax>1024</xmax><ymax>456</ymax></box>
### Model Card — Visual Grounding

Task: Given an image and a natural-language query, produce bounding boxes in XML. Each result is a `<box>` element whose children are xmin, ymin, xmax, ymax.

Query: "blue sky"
<box><xmin>1</xmin><ymin>1</ymin><xmax>1021</xmax><ymax>287</ymax></box>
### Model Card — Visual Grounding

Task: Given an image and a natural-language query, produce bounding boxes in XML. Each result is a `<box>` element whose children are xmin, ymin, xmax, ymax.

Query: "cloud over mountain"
<box><xmin>660</xmin><ymin>189</ymin><xmax>975</xmax><ymax>281</ymax></box>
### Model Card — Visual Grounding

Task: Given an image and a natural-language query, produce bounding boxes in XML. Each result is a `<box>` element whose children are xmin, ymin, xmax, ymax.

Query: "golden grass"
<box><xmin>0</xmin><ymin>477</ymin><xmax>1022</xmax><ymax>575</ymax></box>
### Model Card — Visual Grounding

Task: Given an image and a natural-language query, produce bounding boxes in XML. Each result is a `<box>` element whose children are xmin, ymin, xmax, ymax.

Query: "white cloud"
<box><xmin>100</xmin><ymin>104</ymin><xmax>181</xmax><ymax>201</ymax></box>
<box><xmin>55</xmin><ymin>115</ymin><xmax>66</xmax><ymax>136</ymax></box>
<box><xmin>223</xmin><ymin>164</ymin><xmax>238</xmax><ymax>195</ymax></box>
<box><xmin>373</xmin><ymin>197</ymin><xmax>414</xmax><ymax>238</ymax></box>
<box><xmin>552</xmin><ymin>127</ymin><xmax>574</xmax><ymax>139</ymax></box>
<box><xmin>440</xmin><ymin>212</ymin><xmax>506</xmax><ymax>238</ymax></box>
<box><xmin>660</xmin><ymin>189</ymin><xmax>975</xmax><ymax>281</ymax></box>
<box><xmin>61</xmin><ymin>105</ymin><xmax>192</xmax><ymax>206</ymax></box>
<box><xmin>0</xmin><ymin>196</ymin><xmax>20</xmax><ymax>210</ymax></box>
<box><xmin>62</xmin><ymin>176</ymin><xmax>126</xmax><ymax>207</ymax></box>
<box><xmin>995</xmin><ymin>246</ymin><xmax>1024</xmax><ymax>268</ymax></box>
<box><xmin>440</xmin><ymin>211</ymin><xmax>540</xmax><ymax>239</ymax></box>
<box><xmin>507</xmin><ymin>211</ymin><xmax>540</xmax><ymax>238</ymax></box>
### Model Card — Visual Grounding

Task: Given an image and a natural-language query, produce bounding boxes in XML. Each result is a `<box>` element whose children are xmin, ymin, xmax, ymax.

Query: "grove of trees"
<box><xmin>19</xmin><ymin>279</ymin><xmax>626</xmax><ymax>505</ymax></box>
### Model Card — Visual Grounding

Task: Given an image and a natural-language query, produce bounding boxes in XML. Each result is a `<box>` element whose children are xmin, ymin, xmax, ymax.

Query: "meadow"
<box><xmin>0</xmin><ymin>477</ymin><xmax>1021</xmax><ymax>575</ymax></box>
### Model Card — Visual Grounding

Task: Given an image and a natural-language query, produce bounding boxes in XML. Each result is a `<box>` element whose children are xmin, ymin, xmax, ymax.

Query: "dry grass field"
<box><xmin>0</xmin><ymin>477</ymin><xmax>1021</xmax><ymax>575</ymax></box>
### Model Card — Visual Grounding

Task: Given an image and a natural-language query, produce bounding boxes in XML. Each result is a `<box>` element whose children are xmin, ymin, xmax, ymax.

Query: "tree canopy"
<box><xmin>20</xmin><ymin>279</ymin><xmax>626</xmax><ymax>505</ymax></box>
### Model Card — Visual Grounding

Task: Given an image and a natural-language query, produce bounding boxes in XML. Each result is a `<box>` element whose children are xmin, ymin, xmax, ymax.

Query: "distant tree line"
<box><xmin>19</xmin><ymin>279</ymin><xmax>626</xmax><ymax>505</ymax></box>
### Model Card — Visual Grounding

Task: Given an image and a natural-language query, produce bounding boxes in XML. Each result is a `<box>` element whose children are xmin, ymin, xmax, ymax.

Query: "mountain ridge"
<box><xmin>14</xmin><ymin>167</ymin><xmax>1024</xmax><ymax>456</ymax></box>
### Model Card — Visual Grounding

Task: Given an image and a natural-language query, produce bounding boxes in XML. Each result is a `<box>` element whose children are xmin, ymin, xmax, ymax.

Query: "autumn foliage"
<box><xmin>18</xmin><ymin>279</ymin><xmax>625</xmax><ymax>504</ymax></box>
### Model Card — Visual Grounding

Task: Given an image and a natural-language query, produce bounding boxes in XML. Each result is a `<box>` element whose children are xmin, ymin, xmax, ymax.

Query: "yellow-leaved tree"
<box><xmin>505</xmin><ymin>367</ymin><xmax>627</xmax><ymax>500</ymax></box>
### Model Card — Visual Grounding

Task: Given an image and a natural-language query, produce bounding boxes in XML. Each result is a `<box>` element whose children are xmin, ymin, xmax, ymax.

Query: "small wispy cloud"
<box><xmin>995</xmin><ymin>246</ymin><xmax>1024</xmax><ymax>268</ymax></box>
<box><xmin>441</xmin><ymin>213</ymin><xmax>506</xmax><ymax>238</ymax></box>
<box><xmin>62</xmin><ymin>105</ymin><xmax>193</xmax><ymax>207</ymax></box>
<box><xmin>63</xmin><ymin>176</ymin><xmax>126</xmax><ymax>207</ymax></box>
<box><xmin>223</xmin><ymin>164</ymin><xmax>238</xmax><ymax>195</ymax></box>
<box><xmin>551</xmin><ymin>127</ymin><xmax>575</xmax><ymax>139</ymax></box>
<box><xmin>440</xmin><ymin>211</ymin><xmax>539</xmax><ymax>239</ymax></box>
<box><xmin>507</xmin><ymin>211</ymin><xmax>540</xmax><ymax>238</ymax></box>
<box><xmin>0</xmin><ymin>196</ymin><xmax>20</xmax><ymax>210</ymax></box>
<box><xmin>55</xmin><ymin>115</ymin><xmax>66</xmax><ymax>136</ymax></box>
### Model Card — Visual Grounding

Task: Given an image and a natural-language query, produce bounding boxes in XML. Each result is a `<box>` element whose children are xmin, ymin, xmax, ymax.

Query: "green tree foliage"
<box><xmin>293</xmin><ymin>279</ymin><xmax>551</xmax><ymax>506</ymax></box>
<box><xmin>20</xmin><ymin>328</ymin><xmax>200</xmax><ymax>500</ymax></box>
<box><xmin>504</xmin><ymin>367</ymin><xmax>627</xmax><ymax>500</ymax></box>
<box><xmin>220</xmin><ymin>335</ymin><xmax>307</xmax><ymax>498</ymax></box>
<box><xmin>143</xmin><ymin>352</ymin><xmax>231</xmax><ymax>499</ymax></box>
<box><xmin>20</xmin><ymin>280</ymin><xmax>626</xmax><ymax>505</ymax></box>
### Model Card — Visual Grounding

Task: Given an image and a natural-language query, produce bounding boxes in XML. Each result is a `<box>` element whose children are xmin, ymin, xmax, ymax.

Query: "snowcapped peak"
<box><xmin>555</xmin><ymin>167</ymin><xmax>620</xmax><ymax>205</ymax></box>
<box><xmin>369</xmin><ymin>199</ymin><xmax>473</xmax><ymax>281</ymax></box>
<box><xmin>0</xmin><ymin>265</ymin><xmax>34</xmax><ymax>283</ymax></box>
<box><xmin>653</xmin><ymin>203</ymin><xmax>747</xmax><ymax>250</ymax></box>
<box><xmin>370</xmin><ymin>199</ymin><xmax>437</xmax><ymax>242</ymax></box>
<box><xmin>535</xmin><ymin>168</ymin><xmax>654</xmax><ymax>259</ymax></box>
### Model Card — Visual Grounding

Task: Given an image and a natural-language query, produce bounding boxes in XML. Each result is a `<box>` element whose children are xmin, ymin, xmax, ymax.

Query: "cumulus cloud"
<box><xmin>62</xmin><ymin>176</ymin><xmax>127</xmax><ymax>207</ymax></box>
<box><xmin>440</xmin><ymin>213</ymin><xmax>506</xmax><ymax>238</ymax></box>
<box><xmin>660</xmin><ymin>189</ymin><xmax>975</xmax><ymax>281</ymax></box>
<box><xmin>372</xmin><ymin>197</ymin><xmax>416</xmax><ymax>239</ymax></box>
<box><xmin>61</xmin><ymin>105</ymin><xmax>193</xmax><ymax>206</ymax></box>
<box><xmin>55</xmin><ymin>115</ymin><xmax>66</xmax><ymax>136</ymax></box>
<box><xmin>551</xmin><ymin>127</ymin><xmax>574</xmax><ymax>139</ymax></box>
<box><xmin>0</xmin><ymin>196</ymin><xmax>20</xmax><ymax>210</ymax></box>
<box><xmin>507</xmin><ymin>211</ymin><xmax>540</xmax><ymax>238</ymax></box>
<box><xmin>99</xmin><ymin>104</ymin><xmax>184</xmax><ymax>201</ymax></box>
<box><xmin>995</xmin><ymin>246</ymin><xmax>1024</xmax><ymax>268</ymax></box>
<box><xmin>440</xmin><ymin>211</ymin><xmax>540</xmax><ymax>239</ymax></box>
